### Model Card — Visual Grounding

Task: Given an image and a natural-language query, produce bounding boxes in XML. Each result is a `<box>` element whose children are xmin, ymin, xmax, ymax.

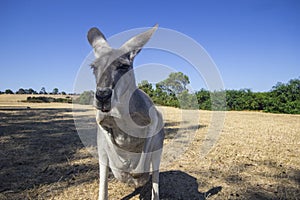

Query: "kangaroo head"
<box><xmin>87</xmin><ymin>25</ymin><xmax>158</xmax><ymax>112</ymax></box>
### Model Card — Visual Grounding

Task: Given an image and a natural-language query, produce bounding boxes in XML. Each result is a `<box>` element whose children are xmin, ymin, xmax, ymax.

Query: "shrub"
<box><xmin>74</xmin><ymin>91</ymin><xmax>94</xmax><ymax>105</ymax></box>
<box><xmin>24</xmin><ymin>96</ymin><xmax>72</xmax><ymax>103</ymax></box>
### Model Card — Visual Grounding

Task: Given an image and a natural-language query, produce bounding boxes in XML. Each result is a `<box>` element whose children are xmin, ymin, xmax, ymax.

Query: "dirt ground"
<box><xmin>0</xmin><ymin>95</ymin><xmax>299</xmax><ymax>199</ymax></box>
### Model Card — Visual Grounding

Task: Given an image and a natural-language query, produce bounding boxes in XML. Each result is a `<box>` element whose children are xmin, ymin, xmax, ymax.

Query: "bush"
<box><xmin>5</xmin><ymin>89</ymin><xmax>14</xmax><ymax>94</ymax></box>
<box><xmin>74</xmin><ymin>91</ymin><xmax>94</xmax><ymax>105</ymax></box>
<box><xmin>24</xmin><ymin>96</ymin><xmax>72</xmax><ymax>103</ymax></box>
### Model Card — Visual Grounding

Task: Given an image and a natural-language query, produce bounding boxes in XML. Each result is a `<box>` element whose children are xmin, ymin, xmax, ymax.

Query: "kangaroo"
<box><xmin>87</xmin><ymin>25</ymin><xmax>164</xmax><ymax>200</ymax></box>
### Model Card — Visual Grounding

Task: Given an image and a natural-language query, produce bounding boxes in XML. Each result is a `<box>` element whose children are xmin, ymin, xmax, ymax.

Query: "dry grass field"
<box><xmin>0</xmin><ymin>94</ymin><xmax>299</xmax><ymax>199</ymax></box>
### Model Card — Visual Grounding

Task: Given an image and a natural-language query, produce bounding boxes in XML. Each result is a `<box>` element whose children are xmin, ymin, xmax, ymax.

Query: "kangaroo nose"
<box><xmin>96</xmin><ymin>88</ymin><xmax>112</xmax><ymax>102</ymax></box>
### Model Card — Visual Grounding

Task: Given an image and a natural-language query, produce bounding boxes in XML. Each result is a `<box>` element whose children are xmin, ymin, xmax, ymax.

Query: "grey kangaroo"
<box><xmin>87</xmin><ymin>25</ymin><xmax>164</xmax><ymax>200</ymax></box>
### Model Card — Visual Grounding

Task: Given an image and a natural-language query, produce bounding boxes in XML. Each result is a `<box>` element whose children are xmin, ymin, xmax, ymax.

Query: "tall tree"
<box><xmin>16</xmin><ymin>88</ymin><xmax>25</xmax><ymax>94</ymax></box>
<box><xmin>52</xmin><ymin>88</ymin><xmax>59</xmax><ymax>95</ymax></box>
<box><xmin>28</xmin><ymin>88</ymin><xmax>37</xmax><ymax>94</ymax></box>
<box><xmin>138</xmin><ymin>80</ymin><xmax>154</xmax><ymax>98</ymax></box>
<box><xmin>40</xmin><ymin>87</ymin><xmax>47</xmax><ymax>94</ymax></box>
<box><xmin>158</xmin><ymin>72</ymin><xmax>190</xmax><ymax>95</ymax></box>
<box><xmin>5</xmin><ymin>89</ymin><xmax>14</xmax><ymax>94</ymax></box>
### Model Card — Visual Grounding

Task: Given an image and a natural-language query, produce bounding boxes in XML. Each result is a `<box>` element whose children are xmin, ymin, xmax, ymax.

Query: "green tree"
<box><xmin>5</xmin><ymin>89</ymin><xmax>14</xmax><ymax>94</ymax></box>
<box><xmin>177</xmin><ymin>90</ymin><xmax>198</xmax><ymax>109</ymax></box>
<box><xmin>40</xmin><ymin>87</ymin><xmax>47</xmax><ymax>94</ymax></box>
<box><xmin>253</xmin><ymin>92</ymin><xmax>269</xmax><ymax>110</ymax></box>
<box><xmin>265</xmin><ymin>78</ymin><xmax>300</xmax><ymax>114</ymax></box>
<box><xmin>138</xmin><ymin>80</ymin><xmax>154</xmax><ymax>98</ymax></box>
<box><xmin>141</xmin><ymin>75</ymin><xmax>300</xmax><ymax>114</ymax></box>
<box><xmin>225</xmin><ymin>89</ymin><xmax>256</xmax><ymax>111</ymax></box>
<box><xmin>52</xmin><ymin>88</ymin><xmax>59</xmax><ymax>95</ymax></box>
<box><xmin>223</xmin><ymin>78</ymin><xmax>300</xmax><ymax>114</ymax></box>
<box><xmin>195</xmin><ymin>89</ymin><xmax>211</xmax><ymax>110</ymax></box>
<box><xmin>138</xmin><ymin>72</ymin><xmax>192</xmax><ymax>108</ymax></box>
<box><xmin>158</xmin><ymin>72</ymin><xmax>190</xmax><ymax>95</ymax></box>
<box><xmin>16</xmin><ymin>88</ymin><xmax>25</xmax><ymax>94</ymax></box>
<box><xmin>28</xmin><ymin>88</ymin><xmax>37</xmax><ymax>94</ymax></box>
<box><xmin>75</xmin><ymin>91</ymin><xmax>94</xmax><ymax>105</ymax></box>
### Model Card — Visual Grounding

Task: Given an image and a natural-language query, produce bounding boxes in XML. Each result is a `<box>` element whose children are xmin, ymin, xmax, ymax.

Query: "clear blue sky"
<box><xmin>0</xmin><ymin>0</ymin><xmax>299</xmax><ymax>93</ymax></box>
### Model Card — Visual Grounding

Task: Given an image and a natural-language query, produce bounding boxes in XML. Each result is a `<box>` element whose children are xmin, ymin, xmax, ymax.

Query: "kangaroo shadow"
<box><xmin>122</xmin><ymin>170</ymin><xmax>222</xmax><ymax>200</ymax></box>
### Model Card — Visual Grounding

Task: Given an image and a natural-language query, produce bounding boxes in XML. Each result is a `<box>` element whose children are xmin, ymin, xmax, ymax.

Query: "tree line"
<box><xmin>75</xmin><ymin>72</ymin><xmax>299</xmax><ymax>114</ymax></box>
<box><xmin>138</xmin><ymin>73</ymin><xmax>300</xmax><ymax>114</ymax></box>
<box><xmin>3</xmin><ymin>72</ymin><xmax>299</xmax><ymax>114</ymax></box>
<box><xmin>75</xmin><ymin>72</ymin><xmax>300</xmax><ymax>114</ymax></box>
<box><xmin>0</xmin><ymin>87</ymin><xmax>67</xmax><ymax>95</ymax></box>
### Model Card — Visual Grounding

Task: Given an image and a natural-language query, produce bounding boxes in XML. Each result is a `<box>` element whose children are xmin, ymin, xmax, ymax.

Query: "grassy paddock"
<box><xmin>0</xmin><ymin>94</ymin><xmax>77</xmax><ymax>108</ymax></box>
<box><xmin>0</xmin><ymin>96</ymin><xmax>299</xmax><ymax>199</ymax></box>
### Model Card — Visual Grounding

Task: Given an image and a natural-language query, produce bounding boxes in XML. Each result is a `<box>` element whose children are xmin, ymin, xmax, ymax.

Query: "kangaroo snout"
<box><xmin>96</xmin><ymin>88</ymin><xmax>112</xmax><ymax>102</ymax></box>
<box><xmin>95</xmin><ymin>88</ymin><xmax>112</xmax><ymax>112</ymax></box>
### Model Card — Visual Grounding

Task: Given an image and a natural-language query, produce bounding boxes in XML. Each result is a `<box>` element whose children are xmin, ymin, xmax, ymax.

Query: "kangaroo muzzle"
<box><xmin>95</xmin><ymin>87</ymin><xmax>112</xmax><ymax>112</ymax></box>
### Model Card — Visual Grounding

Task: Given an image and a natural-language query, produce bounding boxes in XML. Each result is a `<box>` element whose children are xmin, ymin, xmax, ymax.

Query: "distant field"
<box><xmin>0</xmin><ymin>95</ymin><xmax>299</xmax><ymax>199</ymax></box>
<box><xmin>0</xmin><ymin>94</ymin><xmax>77</xmax><ymax>108</ymax></box>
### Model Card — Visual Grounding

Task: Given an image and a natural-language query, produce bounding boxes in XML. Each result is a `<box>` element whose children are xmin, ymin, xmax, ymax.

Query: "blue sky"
<box><xmin>0</xmin><ymin>0</ymin><xmax>299</xmax><ymax>93</ymax></box>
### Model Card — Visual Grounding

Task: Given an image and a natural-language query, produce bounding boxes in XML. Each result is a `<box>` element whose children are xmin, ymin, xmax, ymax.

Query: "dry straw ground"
<box><xmin>0</xmin><ymin>95</ymin><xmax>299</xmax><ymax>199</ymax></box>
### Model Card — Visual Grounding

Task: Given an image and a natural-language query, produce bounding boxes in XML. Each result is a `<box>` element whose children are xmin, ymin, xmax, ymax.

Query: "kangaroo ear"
<box><xmin>120</xmin><ymin>24</ymin><xmax>158</xmax><ymax>61</ymax></box>
<box><xmin>87</xmin><ymin>27</ymin><xmax>110</xmax><ymax>49</ymax></box>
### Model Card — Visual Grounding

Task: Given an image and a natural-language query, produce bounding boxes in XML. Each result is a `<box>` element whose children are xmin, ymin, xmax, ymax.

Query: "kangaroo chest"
<box><xmin>100</xmin><ymin>116</ymin><xmax>146</xmax><ymax>153</ymax></box>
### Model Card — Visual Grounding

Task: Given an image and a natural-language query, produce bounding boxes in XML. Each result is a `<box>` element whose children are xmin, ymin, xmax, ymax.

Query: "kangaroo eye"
<box><xmin>117</xmin><ymin>64</ymin><xmax>129</xmax><ymax>71</ymax></box>
<box><xmin>90</xmin><ymin>63</ymin><xmax>96</xmax><ymax>70</ymax></box>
